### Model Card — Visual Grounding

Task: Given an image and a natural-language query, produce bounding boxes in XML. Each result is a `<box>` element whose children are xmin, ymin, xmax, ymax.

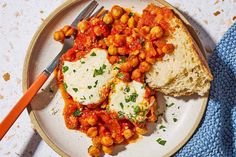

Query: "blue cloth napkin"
<box><xmin>176</xmin><ymin>23</ymin><xmax>236</xmax><ymax>157</ymax></box>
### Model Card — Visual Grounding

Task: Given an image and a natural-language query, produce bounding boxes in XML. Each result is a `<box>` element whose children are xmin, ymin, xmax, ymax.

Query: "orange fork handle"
<box><xmin>0</xmin><ymin>71</ymin><xmax>49</xmax><ymax>140</ymax></box>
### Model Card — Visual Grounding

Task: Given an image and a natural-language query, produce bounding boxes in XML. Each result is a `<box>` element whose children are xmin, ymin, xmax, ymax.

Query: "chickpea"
<box><xmin>88</xmin><ymin>145</ymin><xmax>100</xmax><ymax>157</ymax></box>
<box><xmin>120</xmin><ymin>14</ymin><xmax>129</xmax><ymax>23</ymax></box>
<box><xmin>130</xmin><ymin>50</ymin><xmax>140</xmax><ymax>56</ymax></box>
<box><xmin>87</xmin><ymin>116</ymin><xmax>98</xmax><ymax>126</ymax></box>
<box><xmin>91</xmin><ymin>18</ymin><xmax>100</xmax><ymax>25</ymax></box>
<box><xmin>156</xmin><ymin>48</ymin><xmax>163</xmax><ymax>55</ymax></box>
<box><xmin>118</xmin><ymin>47</ymin><xmax>126</xmax><ymax>55</ymax></box>
<box><xmin>111</xmin><ymin>5</ymin><xmax>124</xmax><ymax>19</ymax></box>
<box><xmin>150</xmin><ymin>26</ymin><xmax>164</xmax><ymax>39</ymax></box>
<box><xmin>87</xmin><ymin>127</ymin><xmax>98</xmax><ymax>138</ymax></box>
<box><xmin>114</xmin><ymin>136</ymin><xmax>124</xmax><ymax>144</ymax></box>
<box><xmin>126</xmin><ymin>36</ymin><xmax>134</xmax><ymax>45</ymax></box>
<box><xmin>54</xmin><ymin>31</ymin><xmax>65</xmax><ymax>41</ymax></box>
<box><xmin>131</xmin><ymin>69</ymin><xmax>142</xmax><ymax>80</ymax></box>
<box><xmin>108</xmin><ymin>56</ymin><xmax>119</xmax><ymax>64</ymax></box>
<box><xmin>120</xmin><ymin>62</ymin><xmax>132</xmax><ymax>72</ymax></box>
<box><xmin>146</xmin><ymin>56</ymin><xmax>156</xmax><ymax>64</ymax></box>
<box><xmin>129</xmin><ymin>56</ymin><xmax>139</xmax><ymax>68</ymax></box>
<box><xmin>139</xmin><ymin>51</ymin><xmax>146</xmax><ymax>60</ymax></box>
<box><xmin>123</xmin><ymin>129</ymin><xmax>133</xmax><ymax>139</ymax></box>
<box><xmin>105</xmin><ymin>36</ymin><xmax>113</xmax><ymax>46</ymax></box>
<box><xmin>141</xmin><ymin>26</ymin><xmax>151</xmax><ymax>34</ymax></box>
<box><xmin>162</xmin><ymin>44</ymin><xmax>175</xmax><ymax>53</ymax></box>
<box><xmin>65</xmin><ymin>28</ymin><xmax>75</xmax><ymax>37</ymax></box>
<box><xmin>98</xmin><ymin>40</ymin><xmax>107</xmax><ymax>49</ymax></box>
<box><xmin>94</xmin><ymin>26</ymin><xmax>102</xmax><ymax>36</ymax></box>
<box><xmin>145</xmin><ymin>42</ymin><xmax>157</xmax><ymax>57</ymax></box>
<box><xmin>102</xmin><ymin>145</ymin><xmax>113</xmax><ymax>155</ymax></box>
<box><xmin>92</xmin><ymin>136</ymin><xmax>101</xmax><ymax>147</ymax></box>
<box><xmin>128</xmin><ymin>17</ymin><xmax>136</xmax><ymax>28</ymax></box>
<box><xmin>77</xmin><ymin>21</ymin><xmax>88</xmax><ymax>33</ymax></box>
<box><xmin>139</xmin><ymin>61</ymin><xmax>151</xmax><ymax>73</ymax></box>
<box><xmin>136</xmin><ymin>126</ymin><xmax>148</xmax><ymax>135</ymax></box>
<box><xmin>62</xmin><ymin>25</ymin><xmax>70</xmax><ymax>33</ymax></box>
<box><xmin>108</xmin><ymin>45</ymin><xmax>118</xmax><ymax>55</ymax></box>
<box><xmin>114</xmin><ymin>34</ymin><xmax>126</xmax><ymax>46</ymax></box>
<box><xmin>103</xmin><ymin>13</ymin><xmax>113</xmax><ymax>24</ymax></box>
<box><xmin>101</xmin><ymin>136</ymin><xmax>114</xmax><ymax>147</ymax></box>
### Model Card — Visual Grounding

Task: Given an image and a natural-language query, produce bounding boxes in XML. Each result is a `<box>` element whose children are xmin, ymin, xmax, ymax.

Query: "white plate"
<box><xmin>23</xmin><ymin>0</ymin><xmax>208</xmax><ymax>156</ymax></box>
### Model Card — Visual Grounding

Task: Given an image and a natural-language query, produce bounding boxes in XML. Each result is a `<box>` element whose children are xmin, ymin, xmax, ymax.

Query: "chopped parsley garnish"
<box><xmin>119</xmin><ymin>103</ymin><xmax>124</xmax><ymax>109</ymax></box>
<box><xmin>139</xmin><ymin>39</ymin><xmax>145</xmax><ymax>46</ymax></box>
<box><xmin>73</xmin><ymin>109</ymin><xmax>82</xmax><ymax>117</ymax></box>
<box><xmin>111</xmin><ymin>82</ymin><xmax>115</xmax><ymax>89</ymax></box>
<box><xmin>117</xmin><ymin>73</ymin><xmax>124</xmax><ymax>79</ymax></box>
<box><xmin>134</xmin><ymin>106</ymin><xmax>140</xmax><ymax>113</ymax></box>
<box><xmin>89</xmin><ymin>94</ymin><xmax>93</xmax><ymax>99</ymax></box>
<box><xmin>141</xmin><ymin>83</ymin><xmax>147</xmax><ymax>89</ymax></box>
<box><xmin>73</xmin><ymin>88</ymin><xmax>78</xmax><ymax>92</ymax></box>
<box><xmin>125</xmin><ymin>93</ymin><xmax>138</xmax><ymax>103</ymax></box>
<box><xmin>94</xmin><ymin>80</ymin><xmax>98</xmax><ymax>88</ymax></box>
<box><xmin>173</xmin><ymin>118</ymin><xmax>178</xmax><ymax>122</ymax></box>
<box><xmin>63</xmin><ymin>83</ymin><xmax>68</xmax><ymax>90</ymax></box>
<box><xmin>129</xmin><ymin>12</ymin><xmax>134</xmax><ymax>17</ymax></box>
<box><xmin>80</xmin><ymin>61</ymin><xmax>85</xmax><ymax>64</ymax></box>
<box><xmin>156</xmin><ymin>138</ymin><xmax>166</xmax><ymax>146</ymax></box>
<box><xmin>114</xmin><ymin>67</ymin><xmax>120</xmax><ymax>70</ymax></box>
<box><xmin>118</xmin><ymin>111</ymin><xmax>125</xmax><ymax>118</ymax></box>
<box><xmin>86</xmin><ymin>69</ymin><xmax>88</xmax><ymax>72</ymax></box>
<box><xmin>118</xmin><ymin>56</ymin><xmax>126</xmax><ymax>64</ymax></box>
<box><xmin>80</xmin><ymin>96</ymin><xmax>86</xmax><ymax>100</ymax></box>
<box><xmin>166</xmin><ymin>103</ymin><xmax>175</xmax><ymax>107</ymax></box>
<box><xmin>88</xmin><ymin>85</ymin><xmax>92</xmax><ymax>89</ymax></box>
<box><xmin>93</xmin><ymin>64</ymin><xmax>106</xmax><ymax>77</ymax></box>
<box><xmin>62</xmin><ymin>66</ymin><xmax>69</xmax><ymax>73</ymax></box>
<box><xmin>90</xmin><ymin>52</ymin><xmax>96</xmax><ymax>56</ymax></box>
<box><xmin>124</xmin><ymin>86</ymin><xmax>130</xmax><ymax>93</ymax></box>
<box><xmin>73</xmin><ymin>69</ymin><xmax>76</xmax><ymax>73</ymax></box>
<box><xmin>159</xmin><ymin>125</ymin><xmax>166</xmax><ymax>129</ymax></box>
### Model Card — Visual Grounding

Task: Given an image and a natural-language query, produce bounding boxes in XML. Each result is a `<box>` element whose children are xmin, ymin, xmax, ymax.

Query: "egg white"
<box><xmin>63</xmin><ymin>48</ymin><xmax>114</xmax><ymax>105</ymax></box>
<box><xmin>109</xmin><ymin>79</ymin><xmax>151</xmax><ymax>122</ymax></box>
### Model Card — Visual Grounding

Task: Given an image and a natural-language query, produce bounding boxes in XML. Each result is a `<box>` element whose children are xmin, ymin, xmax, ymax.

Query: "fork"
<box><xmin>0</xmin><ymin>0</ymin><xmax>103</xmax><ymax>140</ymax></box>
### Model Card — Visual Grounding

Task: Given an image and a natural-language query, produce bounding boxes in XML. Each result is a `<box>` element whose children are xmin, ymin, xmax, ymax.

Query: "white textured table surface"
<box><xmin>0</xmin><ymin>0</ymin><xmax>235</xmax><ymax>157</ymax></box>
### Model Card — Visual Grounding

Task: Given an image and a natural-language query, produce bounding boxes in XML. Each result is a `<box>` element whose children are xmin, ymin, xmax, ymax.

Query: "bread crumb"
<box><xmin>4</xmin><ymin>152</ymin><xmax>10</xmax><ymax>155</ymax></box>
<box><xmin>213</xmin><ymin>11</ymin><xmax>221</xmax><ymax>16</ymax></box>
<box><xmin>203</xmin><ymin>20</ymin><xmax>208</xmax><ymax>24</ymax></box>
<box><xmin>226</xmin><ymin>19</ymin><xmax>233</xmax><ymax>28</ymax></box>
<box><xmin>205</xmin><ymin>45</ymin><xmax>213</xmax><ymax>53</ymax></box>
<box><xmin>233</xmin><ymin>16</ymin><xmax>236</xmax><ymax>21</ymax></box>
<box><xmin>214</xmin><ymin>0</ymin><xmax>220</xmax><ymax>4</ymax></box>
<box><xmin>15</xmin><ymin>11</ymin><xmax>21</xmax><ymax>17</ymax></box>
<box><xmin>3</xmin><ymin>72</ymin><xmax>10</xmax><ymax>81</ymax></box>
<box><xmin>0</xmin><ymin>94</ymin><xmax>4</xmax><ymax>99</ymax></box>
<box><xmin>2</xmin><ymin>3</ymin><xmax>7</xmax><ymax>8</ymax></box>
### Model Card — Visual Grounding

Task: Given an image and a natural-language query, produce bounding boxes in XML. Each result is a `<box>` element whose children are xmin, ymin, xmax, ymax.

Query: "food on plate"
<box><xmin>108</xmin><ymin>79</ymin><xmax>156</xmax><ymax>123</ymax></box>
<box><xmin>145</xmin><ymin>5</ymin><xmax>213</xmax><ymax>96</ymax></box>
<box><xmin>62</xmin><ymin>48</ymin><xmax>114</xmax><ymax>105</ymax></box>
<box><xmin>54</xmin><ymin>3</ymin><xmax>212</xmax><ymax>156</ymax></box>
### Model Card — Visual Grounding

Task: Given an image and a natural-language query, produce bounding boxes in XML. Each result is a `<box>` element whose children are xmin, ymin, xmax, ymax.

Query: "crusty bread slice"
<box><xmin>146</xmin><ymin>14</ymin><xmax>213</xmax><ymax>97</ymax></box>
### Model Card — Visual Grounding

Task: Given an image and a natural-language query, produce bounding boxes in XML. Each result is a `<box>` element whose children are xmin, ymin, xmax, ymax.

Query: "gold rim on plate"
<box><xmin>22</xmin><ymin>0</ymin><xmax>209</xmax><ymax>156</ymax></box>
